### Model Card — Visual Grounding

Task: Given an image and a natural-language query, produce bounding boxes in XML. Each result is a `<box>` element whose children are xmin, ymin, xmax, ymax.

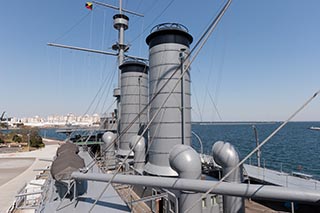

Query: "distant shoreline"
<box><xmin>0</xmin><ymin>138</ymin><xmax>62</xmax><ymax>154</ymax></box>
<box><xmin>192</xmin><ymin>121</ymin><xmax>278</xmax><ymax>125</ymax></box>
<box><xmin>1</xmin><ymin>121</ymin><xmax>319</xmax><ymax>131</ymax></box>
<box><xmin>192</xmin><ymin>121</ymin><xmax>320</xmax><ymax>125</ymax></box>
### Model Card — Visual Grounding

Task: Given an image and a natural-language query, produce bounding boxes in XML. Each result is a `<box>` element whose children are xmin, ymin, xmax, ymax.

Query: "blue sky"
<box><xmin>0</xmin><ymin>0</ymin><xmax>319</xmax><ymax>121</ymax></box>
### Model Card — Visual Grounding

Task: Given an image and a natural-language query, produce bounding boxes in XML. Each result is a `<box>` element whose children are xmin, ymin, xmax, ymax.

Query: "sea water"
<box><xmin>36</xmin><ymin>122</ymin><xmax>320</xmax><ymax>178</ymax></box>
<box><xmin>191</xmin><ymin>122</ymin><xmax>320</xmax><ymax>179</ymax></box>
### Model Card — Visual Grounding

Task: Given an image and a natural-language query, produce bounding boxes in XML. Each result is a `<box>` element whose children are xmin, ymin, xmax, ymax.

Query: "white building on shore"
<box><xmin>16</xmin><ymin>113</ymin><xmax>101</xmax><ymax>127</ymax></box>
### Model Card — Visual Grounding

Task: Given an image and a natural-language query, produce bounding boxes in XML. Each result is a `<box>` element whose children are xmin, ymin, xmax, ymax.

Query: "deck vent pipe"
<box><xmin>102</xmin><ymin>132</ymin><xmax>116</xmax><ymax>155</ymax></box>
<box><xmin>118</xmin><ymin>61</ymin><xmax>148</xmax><ymax>156</ymax></box>
<box><xmin>129</xmin><ymin>135</ymin><xmax>146</xmax><ymax>173</ymax></box>
<box><xmin>144</xmin><ymin>23</ymin><xmax>193</xmax><ymax>176</ymax></box>
<box><xmin>102</xmin><ymin>131</ymin><xmax>117</xmax><ymax>169</ymax></box>
<box><xmin>212</xmin><ymin>141</ymin><xmax>244</xmax><ymax>213</ymax></box>
<box><xmin>169</xmin><ymin>144</ymin><xmax>202</xmax><ymax>213</ymax></box>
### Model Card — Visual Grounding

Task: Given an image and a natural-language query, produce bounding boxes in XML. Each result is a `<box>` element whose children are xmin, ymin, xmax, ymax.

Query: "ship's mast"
<box><xmin>111</xmin><ymin>0</ymin><xmax>128</xmax><ymax>121</ymax></box>
<box><xmin>92</xmin><ymin>0</ymin><xmax>143</xmax><ymax>124</ymax></box>
<box><xmin>48</xmin><ymin>0</ymin><xmax>144</xmax><ymax>125</ymax></box>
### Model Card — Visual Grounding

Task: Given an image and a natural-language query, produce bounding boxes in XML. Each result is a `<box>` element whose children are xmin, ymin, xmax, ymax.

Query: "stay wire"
<box><xmin>53</xmin><ymin>11</ymin><xmax>91</xmax><ymax>43</ymax></box>
<box><xmin>93</xmin><ymin>63</ymin><xmax>116</xmax><ymax>114</ymax></box>
<box><xmin>89</xmin><ymin>6</ymin><xmax>230</xmax><ymax>207</ymax></box>
<box><xmin>128</xmin><ymin>0</ymin><xmax>176</xmax><ymax>45</ymax></box>
<box><xmin>145</xmin><ymin>108</ymin><xmax>167</xmax><ymax>154</ymax></box>
<box><xmin>86</xmin><ymin>0</ymin><xmax>234</xmax><ymax>179</ymax></box>
<box><xmin>99</xmin><ymin>0</ymin><xmax>228</xmax><ymax>155</ymax></box>
<box><xmin>82</xmin><ymin>60</ymin><xmax>117</xmax><ymax>116</ymax></box>
<box><xmin>86</xmin><ymin>66</ymin><xmax>150</xmax><ymax>169</ymax></box>
<box><xmin>191</xmin><ymin>75</ymin><xmax>203</xmax><ymax>121</ymax></box>
<box><xmin>207</xmin><ymin>88</ymin><xmax>223</xmax><ymax>121</ymax></box>
<box><xmin>87</xmin><ymin>1</ymin><xmax>236</xmax><ymax>209</ymax></box>
<box><xmin>87</xmin><ymin>0</ymin><xmax>232</xmax><ymax>174</ymax></box>
<box><xmin>100</xmin><ymin>67</ymin><xmax>117</xmax><ymax>114</ymax></box>
<box><xmin>185</xmin><ymin>89</ymin><xmax>320</xmax><ymax>213</ymax></box>
<box><xmin>89</xmin><ymin>83</ymin><xmax>168</xmax><ymax>213</ymax></box>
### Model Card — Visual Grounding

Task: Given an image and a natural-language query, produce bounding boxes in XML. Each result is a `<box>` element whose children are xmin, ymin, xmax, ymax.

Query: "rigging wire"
<box><xmin>135</xmin><ymin>0</ymin><xmax>143</xmax><ymax>12</ymax></box>
<box><xmin>100</xmin><ymin>64</ymin><xmax>117</xmax><ymax>114</ymax></box>
<box><xmin>214</xmin><ymin>32</ymin><xmax>227</xmax><ymax>103</ymax></box>
<box><xmin>98</xmin><ymin>10</ymin><xmax>118</xmax><ymax>115</ymax></box>
<box><xmin>145</xmin><ymin>108</ymin><xmax>167</xmax><ymax>154</ymax></box>
<box><xmin>53</xmin><ymin>11</ymin><xmax>91</xmax><ymax>43</ymax></box>
<box><xmin>88</xmin><ymin>0</ymin><xmax>234</xmax><ymax>207</ymax></box>
<box><xmin>89</xmin><ymin>9</ymin><xmax>94</xmax><ymax>48</ymax></box>
<box><xmin>85</xmin><ymin>9</ymin><xmax>95</xmax><ymax>88</ymax></box>
<box><xmin>58</xmin><ymin>49</ymin><xmax>63</xmax><ymax>93</ymax></box>
<box><xmin>191</xmin><ymin>83</ymin><xmax>203</xmax><ymax>121</ymax></box>
<box><xmin>211</xmin><ymin>0</ymin><xmax>229</xmax><ymax>105</ymax></box>
<box><xmin>82</xmin><ymin>60</ymin><xmax>116</xmax><ymax>117</ymax></box>
<box><xmin>93</xmin><ymin>61</ymin><xmax>117</xmax><ymax>114</ymax></box>
<box><xmin>126</xmin><ymin>0</ymin><xmax>158</xmax><ymax>26</ymax></box>
<box><xmin>87</xmin><ymin>1</ymin><xmax>236</xmax><ymax>210</ymax></box>
<box><xmin>201</xmin><ymin>49</ymin><xmax>215</xmax><ymax>119</ymax></box>
<box><xmin>128</xmin><ymin>0</ymin><xmax>176</xmax><ymax>45</ymax></box>
<box><xmin>93</xmin><ymin>0</ymin><xmax>231</xmax><ymax>169</ymax></box>
<box><xmin>207</xmin><ymin>88</ymin><xmax>223</xmax><ymax>121</ymax></box>
<box><xmin>88</xmin><ymin>0</ymin><xmax>234</xmax><ymax>180</ymax></box>
<box><xmin>185</xmin><ymin>89</ymin><xmax>320</xmax><ymax>212</ymax></box>
<box><xmin>137</xmin><ymin>18</ymin><xmax>145</xmax><ymax>56</ymax></box>
<box><xmin>200</xmin><ymin>88</ymin><xmax>208</xmax><ymax>121</ymax></box>
<box><xmin>200</xmin><ymin>54</ymin><xmax>215</xmax><ymax>119</ymax></box>
<box><xmin>57</xmin><ymin>1</ymin><xmax>319</xmax><ymax>211</ymax></box>
<box><xmin>89</xmin><ymin>87</ymin><xmax>170</xmax><ymax>212</ymax></box>
<box><xmin>49</xmin><ymin>8</ymin><xmax>116</xmax><ymax>144</ymax></box>
<box><xmin>101</xmin><ymin>99</ymin><xmax>117</xmax><ymax>117</ymax></box>
<box><xmin>101</xmin><ymin>10</ymin><xmax>107</xmax><ymax>56</ymax></box>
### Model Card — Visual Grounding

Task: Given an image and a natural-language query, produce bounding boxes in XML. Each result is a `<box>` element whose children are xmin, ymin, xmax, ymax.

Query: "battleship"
<box><xmin>8</xmin><ymin>0</ymin><xmax>320</xmax><ymax>213</ymax></box>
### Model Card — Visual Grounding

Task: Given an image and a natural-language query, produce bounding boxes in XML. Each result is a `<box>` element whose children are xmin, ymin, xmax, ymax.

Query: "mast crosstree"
<box><xmin>47</xmin><ymin>0</ymin><xmax>144</xmax><ymax>155</ymax></box>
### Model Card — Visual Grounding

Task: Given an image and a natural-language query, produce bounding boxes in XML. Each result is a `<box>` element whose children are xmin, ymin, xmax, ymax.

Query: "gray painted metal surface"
<box><xmin>169</xmin><ymin>145</ymin><xmax>202</xmax><ymax>213</ymax></box>
<box><xmin>144</xmin><ymin>25</ymin><xmax>193</xmax><ymax>176</ymax></box>
<box><xmin>102</xmin><ymin>131</ymin><xmax>116</xmax><ymax>154</ymax></box>
<box><xmin>212</xmin><ymin>141</ymin><xmax>244</xmax><ymax>213</ymax></box>
<box><xmin>71</xmin><ymin>172</ymin><xmax>320</xmax><ymax>204</ymax></box>
<box><xmin>102</xmin><ymin>131</ymin><xmax>116</xmax><ymax>168</ymax></box>
<box><xmin>118</xmin><ymin>61</ymin><xmax>148</xmax><ymax>156</ymax></box>
<box><xmin>41</xmin><ymin>2</ymin><xmax>320</xmax><ymax>211</ymax></box>
<box><xmin>169</xmin><ymin>145</ymin><xmax>202</xmax><ymax>179</ymax></box>
<box><xmin>244</xmin><ymin>164</ymin><xmax>320</xmax><ymax>191</ymax></box>
<box><xmin>129</xmin><ymin>135</ymin><xmax>146</xmax><ymax>172</ymax></box>
<box><xmin>43</xmin><ymin>151</ymin><xmax>130</xmax><ymax>213</ymax></box>
<box><xmin>112</xmin><ymin>13</ymin><xmax>129</xmax><ymax>135</ymax></box>
<box><xmin>212</xmin><ymin>141</ymin><xmax>243</xmax><ymax>183</ymax></box>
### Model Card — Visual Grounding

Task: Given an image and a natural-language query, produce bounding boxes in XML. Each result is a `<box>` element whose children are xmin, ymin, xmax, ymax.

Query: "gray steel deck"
<box><xmin>43</xmin><ymin>151</ymin><xmax>130</xmax><ymax>213</ymax></box>
<box><xmin>244</xmin><ymin>164</ymin><xmax>320</xmax><ymax>191</ymax></box>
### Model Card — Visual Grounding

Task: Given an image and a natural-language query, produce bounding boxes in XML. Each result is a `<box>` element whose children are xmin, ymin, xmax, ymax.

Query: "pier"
<box><xmin>0</xmin><ymin>138</ymin><xmax>60</xmax><ymax>212</ymax></box>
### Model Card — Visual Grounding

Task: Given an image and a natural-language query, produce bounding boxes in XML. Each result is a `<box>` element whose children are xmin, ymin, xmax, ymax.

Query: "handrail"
<box><xmin>191</xmin><ymin>131</ymin><xmax>203</xmax><ymax>154</ymax></box>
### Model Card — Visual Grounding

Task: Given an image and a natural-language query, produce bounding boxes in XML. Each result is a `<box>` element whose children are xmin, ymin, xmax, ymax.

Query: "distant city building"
<box><xmin>9</xmin><ymin>113</ymin><xmax>101</xmax><ymax>128</ymax></box>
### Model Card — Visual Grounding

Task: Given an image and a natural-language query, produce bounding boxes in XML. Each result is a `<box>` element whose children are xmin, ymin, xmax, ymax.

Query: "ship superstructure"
<box><xmin>10</xmin><ymin>1</ymin><xmax>320</xmax><ymax>213</ymax></box>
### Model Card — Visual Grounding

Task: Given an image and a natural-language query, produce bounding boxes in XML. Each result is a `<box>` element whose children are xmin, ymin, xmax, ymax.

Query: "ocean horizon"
<box><xmin>2</xmin><ymin>121</ymin><xmax>320</xmax><ymax>179</ymax></box>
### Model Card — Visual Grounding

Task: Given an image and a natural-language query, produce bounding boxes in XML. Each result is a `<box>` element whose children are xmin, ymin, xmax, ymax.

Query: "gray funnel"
<box><xmin>144</xmin><ymin>23</ymin><xmax>193</xmax><ymax>176</ymax></box>
<box><xmin>118</xmin><ymin>61</ymin><xmax>148</xmax><ymax>156</ymax></box>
